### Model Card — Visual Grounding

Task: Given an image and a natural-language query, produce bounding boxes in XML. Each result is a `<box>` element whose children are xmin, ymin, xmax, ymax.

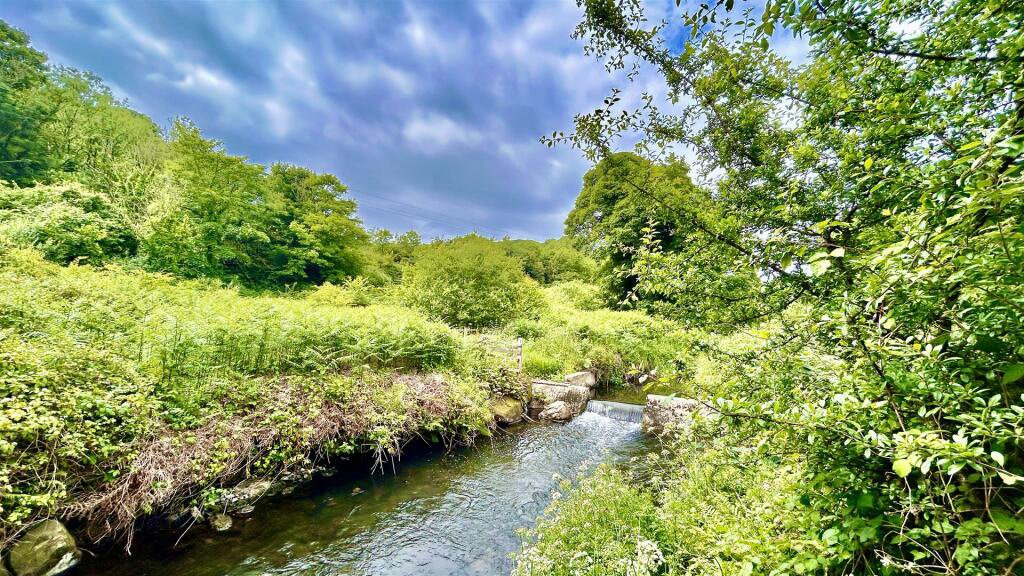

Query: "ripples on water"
<box><xmin>77</xmin><ymin>412</ymin><xmax>646</xmax><ymax>576</ymax></box>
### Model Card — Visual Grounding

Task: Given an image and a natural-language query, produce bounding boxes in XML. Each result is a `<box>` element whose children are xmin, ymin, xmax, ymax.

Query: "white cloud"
<box><xmin>174</xmin><ymin>63</ymin><xmax>237</xmax><ymax>97</ymax></box>
<box><xmin>401</xmin><ymin>2</ymin><xmax>468</xmax><ymax>62</ymax></box>
<box><xmin>402</xmin><ymin>112</ymin><xmax>481</xmax><ymax>152</ymax></box>
<box><xmin>337</xmin><ymin>60</ymin><xmax>417</xmax><ymax>96</ymax></box>
<box><xmin>263</xmin><ymin>98</ymin><xmax>292</xmax><ymax>138</ymax></box>
<box><xmin>102</xmin><ymin>4</ymin><xmax>171</xmax><ymax>58</ymax></box>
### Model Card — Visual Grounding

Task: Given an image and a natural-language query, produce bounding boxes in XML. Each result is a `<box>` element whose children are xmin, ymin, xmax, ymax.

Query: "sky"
<box><xmin>0</xmin><ymin>0</ymin><xmax>803</xmax><ymax>241</ymax></box>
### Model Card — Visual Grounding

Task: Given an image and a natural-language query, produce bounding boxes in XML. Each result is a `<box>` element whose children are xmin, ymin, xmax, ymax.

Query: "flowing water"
<box><xmin>585</xmin><ymin>400</ymin><xmax>644</xmax><ymax>423</ymax></box>
<box><xmin>76</xmin><ymin>411</ymin><xmax>647</xmax><ymax>576</ymax></box>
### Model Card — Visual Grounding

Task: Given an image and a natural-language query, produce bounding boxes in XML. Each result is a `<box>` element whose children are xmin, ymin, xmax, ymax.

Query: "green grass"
<box><xmin>0</xmin><ymin>247</ymin><xmax>498</xmax><ymax>542</ymax></box>
<box><xmin>507</xmin><ymin>283</ymin><xmax>689</xmax><ymax>386</ymax></box>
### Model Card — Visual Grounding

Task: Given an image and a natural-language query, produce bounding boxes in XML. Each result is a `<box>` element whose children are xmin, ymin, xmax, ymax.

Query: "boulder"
<box><xmin>538</xmin><ymin>401</ymin><xmax>574</xmax><ymax>421</ymax></box>
<box><xmin>220</xmin><ymin>477</ymin><xmax>274</xmax><ymax>512</ymax></box>
<box><xmin>489</xmin><ymin>395</ymin><xmax>525</xmax><ymax>425</ymax></box>
<box><xmin>564</xmin><ymin>370</ymin><xmax>597</xmax><ymax>389</ymax></box>
<box><xmin>528</xmin><ymin>381</ymin><xmax>591</xmax><ymax>418</ymax></box>
<box><xmin>641</xmin><ymin>395</ymin><xmax>711</xmax><ymax>434</ymax></box>
<box><xmin>8</xmin><ymin>520</ymin><xmax>80</xmax><ymax>576</ymax></box>
<box><xmin>209</xmin><ymin>513</ymin><xmax>233</xmax><ymax>532</ymax></box>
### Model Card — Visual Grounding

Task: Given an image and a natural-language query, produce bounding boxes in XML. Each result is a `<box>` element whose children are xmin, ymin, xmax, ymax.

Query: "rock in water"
<box><xmin>8</xmin><ymin>520</ymin><xmax>80</xmax><ymax>576</ymax></box>
<box><xmin>210</xmin><ymin>513</ymin><xmax>233</xmax><ymax>532</ymax></box>
<box><xmin>641</xmin><ymin>395</ymin><xmax>711</xmax><ymax>434</ymax></box>
<box><xmin>489</xmin><ymin>395</ymin><xmax>524</xmax><ymax>425</ymax></box>
<box><xmin>538</xmin><ymin>400</ymin><xmax>573</xmax><ymax>421</ymax></box>
<box><xmin>564</xmin><ymin>370</ymin><xmax>597</xmax><ymax>389</ymax></box>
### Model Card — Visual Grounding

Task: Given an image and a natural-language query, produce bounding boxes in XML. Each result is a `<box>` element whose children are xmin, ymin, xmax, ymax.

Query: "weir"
<box><xmin>585</xmin><ymin>400</ymin><xmax>644</xmax><ymax>423</ymax></box>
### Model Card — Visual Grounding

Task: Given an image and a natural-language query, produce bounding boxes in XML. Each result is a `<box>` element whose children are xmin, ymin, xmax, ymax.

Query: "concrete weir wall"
<box><xmin>528</xmin><ymin>372</ymin><xmax>709</xmax><ymax>434</ymax></box>
<box><xmin>528</xmin><ymin>372</ymin><xmax>597</xmax><ymax>421</ymax></box>
<box><xmin>640</xmin><ymin>395</ymin><xmax>711</xmax><ymax>434</ymax></box>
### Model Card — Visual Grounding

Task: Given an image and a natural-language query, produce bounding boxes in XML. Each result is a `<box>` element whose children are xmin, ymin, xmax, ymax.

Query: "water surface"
<box><xmin>77</xmin><ymin>412</ymin><xmax>645</xmax><ymax>576</ymax></box>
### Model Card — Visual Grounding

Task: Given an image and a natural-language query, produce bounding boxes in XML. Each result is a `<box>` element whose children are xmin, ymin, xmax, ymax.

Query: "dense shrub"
<box><xmin>0</xmin><ymin>182</ymin><xmax>136</xmax><ymax>263</ymax></box>
<box><xmin>511</xmin><ymin>284</ymin><xmax>687</xmax><ymax>384</ymax></box>
<box><xmin>0</xmin><ymin>247</ymin><xmax>495</xmax><ymax>542</ymax></box>
<box><xmin>499</xmin><ymin>238</ymin><xmax>597</xmax><ymax>285</ymax></box>
<box><xmin>513</xmin><ymin>467</ymin><xmax>664</xmax><ymax>576</ymax></box>
<box><xmin>401</xmin><ymin>236</ymin><xmax>546</xmax><ymax>328</ymax></box>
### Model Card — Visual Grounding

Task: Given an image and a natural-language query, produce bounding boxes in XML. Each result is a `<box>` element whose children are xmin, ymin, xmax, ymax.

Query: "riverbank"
<box><xmin>1</xmin><ymin>246</ymin><xmax>689</xmax><ymax>575</ymax></box>
<box><xmin>0</xmin><ymin>248</ymin><xmax>516</xmax><ymax>559</ymax></box>
<box><xmin>75</xmin><ymin>411</ymin><xmax>650</xmax><ymax>575</ymax></box>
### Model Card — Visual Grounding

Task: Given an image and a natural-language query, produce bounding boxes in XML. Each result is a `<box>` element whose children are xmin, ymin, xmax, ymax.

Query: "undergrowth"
<box><xmin>0</xmin><ymin>247</ymin><xmax>503</xmax><ymax>545</ymax></box>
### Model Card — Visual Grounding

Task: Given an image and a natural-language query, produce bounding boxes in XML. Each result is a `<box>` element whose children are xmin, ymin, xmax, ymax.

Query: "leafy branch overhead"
<box><xmin>541</xmin><ymin>0</ymin><xmax>1024</xmax><ymax>573</ymax></box>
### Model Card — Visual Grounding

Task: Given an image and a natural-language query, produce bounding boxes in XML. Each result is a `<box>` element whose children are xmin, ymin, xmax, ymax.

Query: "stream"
<box><xmin>75</xmin><ymin>409</ymin><xmax>648</xmax><ymax>576</ymax></box>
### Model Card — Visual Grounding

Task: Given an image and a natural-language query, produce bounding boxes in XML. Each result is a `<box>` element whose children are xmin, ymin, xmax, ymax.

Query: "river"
<box><xmin>76</xmin><ymin>409</ymin><xmax>647</xmax><ymax>576</ymax></box>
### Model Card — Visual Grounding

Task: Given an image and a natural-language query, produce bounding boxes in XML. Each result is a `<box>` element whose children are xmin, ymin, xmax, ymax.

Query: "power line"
<box><xmin>348</xmin><ymin>188</ymin><xmax>539</xmax><ymax>240</ymax></box>
<box><xmin>356</xmin><ymin>199</ymin><xmax>494</xmax><ymax>238</ymax></box>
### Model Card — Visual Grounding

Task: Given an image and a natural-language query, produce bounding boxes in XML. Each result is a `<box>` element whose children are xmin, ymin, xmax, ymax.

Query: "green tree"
<box><xmin>401</xmin><ymin>235</ymin><xmax>545</xmax><ymax>328</ymax></box>
<box><xmin>363</xmin><ymin>228</ymin><xmax>422</xmax><ymax>284</ymax></box>
<box><xmin>552</xmin><ymin>0</ymin><xmax>1024</xmax><ymax>572</ymax></box>
<box><xmin>0</xmin><ymin>21</ymin><xmax>53</xmax><ymax>185</ymax></box>
<box><xmin>41</xmin><ymin>68</ymin><xmax>167</xmax><ymax>227</ymax></box>
<box><xmin>142</xmin><ymin>119</ymin><xmax>270</xmax><ymax>282</ymax></box>
<box><xmin>498</xmin><ymin>237</ymin><xmax>596</xmax><ymax>285</ymax></box>
<box><xmin>263</xmin><ymin>163</ymin><xmax>367</xmax><ymax>284</ymax></box>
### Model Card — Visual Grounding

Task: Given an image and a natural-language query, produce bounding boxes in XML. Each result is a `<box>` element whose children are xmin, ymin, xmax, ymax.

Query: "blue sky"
<box><xmin>1</xmin><ymin>0</ymin><xmax>627</xmax><ymax>240</ymax></box>
<box><xmin>1</xmin><ymin>1</ymin><xmax>802</xmax><ymax>240</ymax></box>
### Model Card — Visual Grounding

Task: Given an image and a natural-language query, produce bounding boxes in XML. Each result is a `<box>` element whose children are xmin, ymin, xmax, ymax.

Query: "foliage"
<box><xmin>362</xmin><ymin>228</ymin><xmax>423</xmax><ymax>284</ymax></box>
<box><xmin>0</xmin><ymin>21</ymin><xmax>52</xmax><ymax>185</ymax></box>
<box><xmin>142</xmin><ymin>121</ymin><xmax>368</xmax><ymax>286</ymax></box>
<box><xmin>499</xmin><ymin>237</ymin><xmax>597</xmax><ymax>285</ymax></box>
<box><xmin>535</xmin><ymin>0</ymin><xmax>1024</xmax><ymax>573</ymax></box>
<box><xmin>0</xmin><ymin>182</ymin><xmax>138</xmax><ymax>263</ymax></box>
<box><xmin>0</xmin><ymin>247</ymin><xmax>495</xmax><ymax>542</ymax></box>
<box><xmin>512</xmin><ymin>282</ymin><xmax>688</xmax><ymax>384</ymax></box>
<box><xmin>401</xmin><ymin>235</ymin><xmax>547</xmax><ymax>328</ymax></box>
<box><xmin>513</xmin><ymin>467</ymin><xmax>665</xmax><ymax>576</ymax></box>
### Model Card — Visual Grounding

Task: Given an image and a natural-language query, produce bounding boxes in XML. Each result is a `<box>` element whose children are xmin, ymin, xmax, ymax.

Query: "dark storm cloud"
<box><xmin>0</xmin><ymin>0</ymin><xmax>804</xmax><ymax>239</ymax></box>
<box><xmin>0</xmin><ymin>0</ymin><xmax>620</xmax><ymax>239</ymax></box>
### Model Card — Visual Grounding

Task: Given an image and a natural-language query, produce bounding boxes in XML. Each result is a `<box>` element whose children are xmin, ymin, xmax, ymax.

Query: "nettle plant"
<box><xmin>553</xmin><ymin>0</ymin><xmax>1023</xmax><ymax>572</ymax></box>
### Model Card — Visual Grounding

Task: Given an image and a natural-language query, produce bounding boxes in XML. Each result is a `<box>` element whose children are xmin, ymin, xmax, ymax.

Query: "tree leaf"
<box><xmin>992</xmin><ymin>451</ymin><xmax>1005</xmax><ymax>467</ymax></box>
<box><xmin>893</xmin><ymin>459</ymin><xmax>912</xmax><ymax>478</ymax></box>
<box><xmin>1002</xmin><ymin>364</ymin><xmax>1024</xmax><ymax>384</ymax></box>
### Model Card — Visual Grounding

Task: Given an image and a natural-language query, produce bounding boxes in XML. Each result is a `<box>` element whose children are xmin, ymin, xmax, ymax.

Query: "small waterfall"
<box><xmin>585</xmin><ymin>400</ymin><xmax>644</xmax><ymax>424</ymax></box>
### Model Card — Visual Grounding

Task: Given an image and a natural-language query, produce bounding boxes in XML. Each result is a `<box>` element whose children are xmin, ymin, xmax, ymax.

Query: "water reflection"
<box><xmin>77</xmin><ymin>412</ymin><xmax>645</xmax><ymax>576</ymax></box>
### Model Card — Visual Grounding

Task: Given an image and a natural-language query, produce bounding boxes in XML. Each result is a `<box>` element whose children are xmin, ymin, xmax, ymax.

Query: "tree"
<box><xmin>401</xmin><ymin>235</ymin><xmax>545</xmax><ymax>328</ymax></box>
<box><xmin>0</xmin><ymin>21</ymin><xmax>54</xmax><ymax>185</ymax></box>
<box><xmin>142</xmin><ymin>119</ymin><xmax>270</xmax><ymax>282</ymax></box>
<box><xmin>498</xmin><ymin>237</ymin><xmax>596</xmax><ymax>285</ymax></box>
<box><xmin>41</xmin><ymin>68</ymin><xmax>167</xmax><ymax>228</ymax></box>
<box><xmin>553</xmin><ymin>0</ymin><xmax>1024</xmax><ymax>572</ymax></box>
<box><xmin>263</xmin><ymin>163</ymin><xmax>367</xmax><ymax>284</ymax></box>
<box><xmin>566</xmin><ymin>152</ymin><xmax>761</xmax><ymax>325</ymax></box>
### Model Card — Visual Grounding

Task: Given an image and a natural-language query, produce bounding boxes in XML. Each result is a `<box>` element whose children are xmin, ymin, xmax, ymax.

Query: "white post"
<box><xmin>517</xmin><ymin>337</ymin><xmax>524</xmax><ymax>373</ymax></box>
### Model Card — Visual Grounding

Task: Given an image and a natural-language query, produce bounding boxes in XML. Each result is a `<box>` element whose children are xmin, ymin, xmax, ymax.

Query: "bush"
<box><xmin>0</xmin><ymin>182</ymin><xmax>137</xmax><ymax>263</ymax></box>
<box><xmin>305</xmin><ymin>277</ymin><xmax>378</xmax><ymax>308</ymax></box>
<box><xmin>512</xmin><ymin>284</ymin><xmax>687</xmax><ymax>384</ymax></box>
<box><xmin>0</xmin><ymin>247</ymin><xmax>498</xmax><ymax>541</ymax></box>
<box><xmin>544</xmin><ymin>280</ymin><xmax>606</xmax><ymax>311</ymax></box>
<box><xmin>513</xmin><ymin>467</ymin><xmax>664</xmax><ymax>576</ymax></box>
<box><xmin>401</xmin><ymin>235</ymin><xmax>546</xmax><ymax>328</ymax></box>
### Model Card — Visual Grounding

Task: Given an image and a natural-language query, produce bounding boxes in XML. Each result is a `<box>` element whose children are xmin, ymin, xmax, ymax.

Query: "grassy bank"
<box><xmin>0</xmin><ymin>246</ymin><xmax>506</xmax><ymax>546</ymax></box>
<box><xmin>508</xmin><ymin>281</ymin><xmax>689</xmax><ymax>387</ymax></box>
<box><xmin>0</xmin><ymin>245</ymin><xmax>683</xmax><ymax>548</ymax></box>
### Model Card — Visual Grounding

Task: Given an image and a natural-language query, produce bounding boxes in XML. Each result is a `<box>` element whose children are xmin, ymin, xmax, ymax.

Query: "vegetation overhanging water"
<box><xmin>76</xmin><ymin>413</ymin><xmax>649</xmax><ymax>576</ymax></box>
